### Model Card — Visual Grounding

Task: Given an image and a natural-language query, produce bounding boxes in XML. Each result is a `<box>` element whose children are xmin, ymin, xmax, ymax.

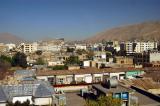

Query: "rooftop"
<box><xmin>120</xmin><ymin>78</ymin><xmax>160</xmax><ymax>90</ymax></box>
<box><xmin>36</xmin><ymin>68</ymin><xmax>144</xmax><ymax>76</ymax></box>
<box><xmin>92</xmin><ymin>84</ymin><xmax>132</xmax><ymax>94</ymax></box>
<box><xmin>0</xmin><ymin>86</ymin><xmax>7</xmax><ymax>102</ymax></box>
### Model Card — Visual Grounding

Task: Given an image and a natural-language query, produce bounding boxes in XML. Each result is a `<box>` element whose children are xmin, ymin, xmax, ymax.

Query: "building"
<box><xmin>135</xmin><ymin>41</ymin><xmax>157</xmax><ymax>53</ymax></box>
<box><xmin>0</xmin><ymin>70</ymin><xmax>66</xmax><ymax>106</ymax></box>
<box><xmin>37</xmin><ymin>39</ymin><xmax>64</xmax><ymax>52</ymax></box>
<box><xmin>92</xmin><ymin>79</ymin><xmax>132</xmax><ymax>106</ymax></box>
<box><xmin>36</xmin><ymin>68</ymin><xmax>145</xmax><ymax>86</ymax></box>
<box><xmin>0</xmin><ymin>43</ymin><xmax>7</xmax><ymax>53</ymax></box>
<box><xmin>75</xmin><ymin>44</ymin><xmax>87</xmax><ymax>50</ymax></box>
<box><xmin>121</xmin><ymin>41</ymin><xmax>157</xmax><ymax>54</ymax></box>
<box><xmin>20</xmin><ymin>42</ymin><xmax>38</xmax><ymax>53</ymax></box>
<box><xmin>115</xmin><ymin>56</ymin><xmax>134</xmax><ymax>68</ymax></box>
<box><xmin>5</xmin><ymin>43</ymin><xmax>16</xmax><ymax>51</ymax></box>
<box><xmin>0</xmin><ymin>86</ymin><xmax>7</xmax><ymax>106</ymax></box>
<box><xmin>150</xmin><ymin>51</ymin><xmax>160</xmax><ymax>63</ymax></box>
<box><xmin>133</xmin><ymin>52</ymin><xmax>150</xmax><ymax>66</ymax></box>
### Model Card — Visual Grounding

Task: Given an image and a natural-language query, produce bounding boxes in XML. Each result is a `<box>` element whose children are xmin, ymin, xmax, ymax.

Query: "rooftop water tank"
<box><xmin>105</xmin><ymin>79</ymin><xmax>118</xmax><ymax>88</ymax></box>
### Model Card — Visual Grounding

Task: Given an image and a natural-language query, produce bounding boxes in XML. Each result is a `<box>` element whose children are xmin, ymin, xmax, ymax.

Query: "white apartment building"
<box><xmin>21</xmin><ymin>42</ymin><xmax>38</xmax><ymax>53</ymax></box>
<box><xmin>135</xmin><ymin>41</ymin><xmax>157</xmax><ymax>53</ymax></box>
<box><xmin>75</xmin><ymin>44</ymin><xmax>87</xmax><ymax>50</ymax></box>
<box><xmin>37</xmin><ymin>40</ymin><xmax>64</xmax><ymax>52</ymax></box>
<box><xmin>125</xmin><ymin>41</ymin><xmax>157</xmax><ymax>54</ymax></box>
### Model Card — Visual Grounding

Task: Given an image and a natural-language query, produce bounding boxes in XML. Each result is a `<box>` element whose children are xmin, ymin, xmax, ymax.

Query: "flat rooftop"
<box><xmin>92</xmin><ymin>84</ymin><xmax>160</xmax><ymax>106</ymax></box>
<box><xmin>131</xmin><ymin>91</ymin><xmax>160</xmax><ymax>106</ymax></box>
<box><xmin>92</xmin><ymin>84</ymin><xmax>132</xmax><ymax>94</ymax></box>
<box><xmin>36</xmin><ymin>67</ymin><xmax>144</xmax><ymax>76</ymax></box>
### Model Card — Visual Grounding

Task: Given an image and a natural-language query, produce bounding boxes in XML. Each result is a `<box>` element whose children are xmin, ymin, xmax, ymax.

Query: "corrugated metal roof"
<box><xmin>34</xmin><ymin>84</ymin><xmax>52</xmax><ymax>98</ymax></box>
<box><xmin>14</xmin><ymin>70</ymin><xmax>35</xmax><ymax>76</ymax></box>
<box><xmin>0</xmin><ymin>86</ymin><xmax>7</xmax><ymax>102</ymax></box>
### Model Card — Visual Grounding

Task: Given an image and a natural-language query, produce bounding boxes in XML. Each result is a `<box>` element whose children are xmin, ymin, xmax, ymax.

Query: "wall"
<box><xmin>34</xmin><ymin>97</ymin><xmax>52</xmax><ymax>106</ymax></box>
<box><xmin>110</xmin><ymin>72</ymin><xmax>125</xmax><ymax>80</ymax></box>
<box><xmin>55</xmin><ymin>85</ymin><xmax>88</xmax><ymax>92</ymax></box>
<box><xmin>150</xmin><ymin>52</ymin><xmax>160</xmax><ymax>63</ymax></box>
<box><xmin>12</xmin><ymin>96</ymin><xmax>32</xmax><ymax>104</ymax></box>
<box><xmin>0</xmin><ymin>103</ymin><xmax>6</xmax><ymax>106</ymax></box>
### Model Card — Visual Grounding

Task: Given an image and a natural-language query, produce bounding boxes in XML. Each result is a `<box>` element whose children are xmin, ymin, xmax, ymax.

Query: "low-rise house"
<box><xmin>36</xmin><ymin>68</ymin><xmax>145</xmax><ymax>86</ymax></box>
<box><xmin>115</xmin><ymin>56</ymin><xmax>134</xmax><ymax>67</ymax></box>
<box><xmin>92</xmin><ymin>79</ymin><xmax>132</xmax><ymax>106</ymax></box>
<box><xmin>0</xmin><ymin>69</ymin><xmax>66</xmax><ymax>106</ymax></box>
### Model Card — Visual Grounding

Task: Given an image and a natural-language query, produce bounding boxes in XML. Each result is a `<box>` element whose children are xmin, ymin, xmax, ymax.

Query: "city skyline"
<box><xmin>0</xmin><ymin>0</ymin><xmax>160</xmax><ymax>41</ymax></box>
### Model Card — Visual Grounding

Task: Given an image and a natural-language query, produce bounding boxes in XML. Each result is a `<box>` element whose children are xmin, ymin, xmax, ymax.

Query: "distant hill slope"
<box><xmin>0</xmin><ymin>33</ymin><xmax>25</xmax><ymax>44</ymax></box>
<box><xmin>85</xmin><ymin>21</ymin><xmax>160</xmax><ymax>43</ymax></box>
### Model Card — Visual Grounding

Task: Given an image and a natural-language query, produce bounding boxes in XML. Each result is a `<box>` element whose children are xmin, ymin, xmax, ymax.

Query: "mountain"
<box><xmin>85</xmin><ymin>21</ymin><xmax>160</xmax><ymax>43</ymax></box>
<box><xmin>0</xmin><ymin>33</ymin><xmax>25</xmax><ymax>44</ymax></box>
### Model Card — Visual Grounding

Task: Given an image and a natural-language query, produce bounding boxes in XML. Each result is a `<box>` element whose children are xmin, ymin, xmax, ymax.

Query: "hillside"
<box><xmin>0</xmin><ymin>33</ymin><xmax>25</xmax><ymax>44</ymax></box>
<box><xmin>85</xmin><ymin>21</ymin><xmax>160</xmax><ymax>43</ymax></box>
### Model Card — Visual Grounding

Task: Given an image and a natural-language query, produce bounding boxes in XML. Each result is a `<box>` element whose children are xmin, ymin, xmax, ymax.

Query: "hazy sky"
<box><xmin>0</xmin><ymin>0</ymin><xmax>160</xmax><ymax>41</ymax></box>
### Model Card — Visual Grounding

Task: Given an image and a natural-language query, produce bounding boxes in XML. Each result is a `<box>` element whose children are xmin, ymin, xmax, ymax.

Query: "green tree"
<box><xmin>35</xmin><ymin>57</ymin><xmax>45</xmax><ymax>65</ymax></box>
<box><xmin>85</xmin><ymin>96</ymin><xmax>122</xmax><ymax>106</ymax></box>
<box><xmin>76</xmin><ymin>49</ymin><xmax>87</xmax><ymax>55</ymax></box>
<box><xmin>12</xmin><ymin>52</ymin><xmax>27</xmax><ymax>68</ymax></box>
<box><xmin>86</xmin><ymin>51</ymin><xmax>94</xmax><ymax>60</ymax></box>
<box><xmin>51</xmin><ymin>65</ymin><xmax>67</xmax><ymax>70</ymax></box>
<box><xmin>0</xmin><ymin>55</ymin><xmax>12</xmax><ymax>63</ymax></box>
<box><xmin>67</xmin><ymin>47</ymin><xmax>75</xmax><ymax>52</ymax></box>
<box><xmin>35</xmin><ymin>50</ymin><xmax>42</xmax><ymax>55</ymax></box>
<box><xmin>0</xmin><ymin>55</ymin><xmax>12</xmax><ymax>70</ymax></box>
<box><xmin>65</xmin><ymin>56</ymin><xmax>80</xmax><ymax>65</ymax></box>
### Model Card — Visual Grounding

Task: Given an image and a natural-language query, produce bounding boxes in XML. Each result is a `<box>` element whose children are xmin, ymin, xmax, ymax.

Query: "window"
<box><xmin>58</xmin><ymin>78</ymin><xmax>64</xmax><ymax>84</ymax></box>
<box><xmin>48</xmin><ymin>77</ymin><xmax>54</xmax><ymax>85</ymax></box>
<box><xmin>95</xmin><ymin>77</ymin><xmax>101</xmax><ymax>82</ymax></box>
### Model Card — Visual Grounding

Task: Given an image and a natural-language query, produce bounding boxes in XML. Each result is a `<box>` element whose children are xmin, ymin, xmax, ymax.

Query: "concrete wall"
<box><xmin>150</xmin><ymin>52</ymin><xmax>160</xmax><ymax>63</ymax></box>
<box><xmin>12</xmin><ymin>96</ymin><xmax>32</xmax><ymax>104</ymax></box>
<box><xmin>0</xmin><ymin>103</ymin><xmax>6</xmax><ymax>106</ymax></box>
<box><xmin>55</xmin><ymin>85</ymin><xmax>88</xmax><ymax>92</ymax></box>
<box><xmin>34</xmin><ymin>97</ymin><xmax>52</xmax><ymax>106</ymax></box>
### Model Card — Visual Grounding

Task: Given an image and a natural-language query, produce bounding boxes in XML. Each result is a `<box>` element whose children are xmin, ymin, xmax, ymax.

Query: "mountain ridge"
<box><xmin>85</xmin><ymin>21</ymin><xmax>160</xmax><ymax>43</ymax></box>
<box><xmin>0</xmin><ymin>33</ymin><xmax>25</xmax><ymax>44</ymax></box>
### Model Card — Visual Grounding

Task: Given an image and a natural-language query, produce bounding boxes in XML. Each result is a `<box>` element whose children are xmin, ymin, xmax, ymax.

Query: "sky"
<box><xmin>0</xmin><ymin>0</ymin><xmax>160</xmax><ymax>41</ymax></box>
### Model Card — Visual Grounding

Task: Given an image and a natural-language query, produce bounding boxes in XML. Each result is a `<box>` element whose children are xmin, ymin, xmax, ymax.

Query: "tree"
<box><xmin>0</xmin><ymin>55</ymin><xmax>12</xmax><ymax>63</ymax></box>
<box><xmin>35</xmin><ymin>50</ymin><xmax>42</xmax><ymax>55</ymax></box>
<box><xmin>65</xmin><ymin>56</ymin><xmax>80</xmax><ymax>65</ymax></box>
<box><xmin>85</xmin><ymin>96</ymin><xmax>122</xmax><ymax>106</ymax></box>
<box><xmin>51</xmin><ymin>65</ymin><xmax>67</xmax><ymax>70</ymax></box>
<box><xmin>35</xmin><ymin>57</ymin><xmax>45</xmax><ymax>65</ymax></box>
<box><xmin>76</xmin><ymin>49</ymin><xmax>87</xmax><ymax>55</ymax></box>
<box><xmin>0</xmin><ymin>55</ymin><xmax>12</xmax><ymax>70</ymax></box>
<box><xmin>12</xmin><ymin>52</ymin><xmax>27</xmax><ymax>68</ymax></box>
<box><xmin>86</xmin><ymin>51</ymin><xmax>94</xmax><ymax>60</ymax></box>
<box><xmin>67</xmin><ymin>47</ymin><xmax>75</xmax><ymax>53</ymax></box>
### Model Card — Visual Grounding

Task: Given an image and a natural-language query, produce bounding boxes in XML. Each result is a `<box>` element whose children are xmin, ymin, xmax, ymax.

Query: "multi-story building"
<box><xmin>135</xmin><ymin>41</ymin><xmax>157</xmax><ymax>53</ymax></box>
<box><xmin>37</xmin><ymin>39</ymin><xmax>64</xmax><ymax>52</ymax></box>
<box><xmin>20</xmin><ymin>42</ymin><xmax>38</xmax><ymax>53</ymax></box>
<box><xmin>75</xmin><ymin>44</ymin><xmax>87</xmax><ymax>50</ymax></box>
<box><xmin>121</xmin><ymin>41</ymin><xmax>157</xmax><ymax>54</ymax></box>
<box><xmin>133</xmin><ymin>52</ymin><xmax>150</xmax><ymax>66</ymax></box>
